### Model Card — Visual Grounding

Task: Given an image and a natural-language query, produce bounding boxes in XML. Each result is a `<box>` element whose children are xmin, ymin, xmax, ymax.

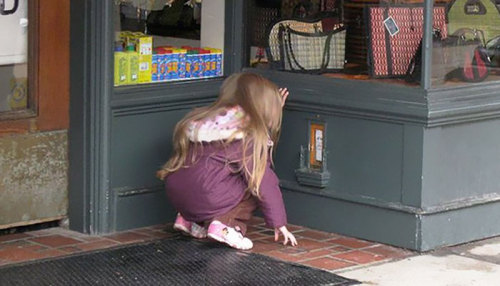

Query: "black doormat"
<box><xmin>0</xmin><ymin>236</ymin><xmax>359</xmax><ymax>286</ymax></box>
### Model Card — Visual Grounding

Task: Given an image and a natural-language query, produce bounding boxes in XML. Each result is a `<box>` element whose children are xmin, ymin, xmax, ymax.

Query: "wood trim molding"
<box><xmin>281</xmin><ymin>179</ymin><xmax>500</xmax><ymax>215</ymax></box>
<box><xmin>251</xmin><ymin>69</ymin><xmax>429</xmax><ymax>124</ymax></box>
<box><xmin>111</xmin><ymin>79</ymin><xmax>222</xmax><ymax>116</ymax></box>
<box><xmin>426</xmin><ymin>82</ymin><xmax>500</xmax><ymax>127</ymax></box>
<box><xmin>0</xmin><ymin>0</ymin><xmax>38</xmax><ymax>124</ymax></box>
<box><xmin>37</xmin><ymin>0</ymin><xmax>69</xmax><ymax>131</ymax></box>
<box><xmin>250</xmin><ymin>69</ymin><xmax>500</xmax><ymax>127</ymax></box>
<box><xmin>0</xmin><ymin>0</ymin><xmax>69</xmax><ymax>135</ymax></box>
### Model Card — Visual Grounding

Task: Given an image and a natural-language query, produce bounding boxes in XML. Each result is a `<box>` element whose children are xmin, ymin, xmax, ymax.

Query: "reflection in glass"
<box><xmin>0</xmin><ymin>0</ymin><xmax>28</xmax><ymax>112</ymax></box>
<box><xmin>431</xmin><ymin>0</ymin><xmax>500</xmax><ymax>87</ymax></box>
<box><xmin>246</xmin><ymin>0</ymin><xmax>500</xmax><ymax>88</ymax></box>
<box><xmin>113</xmin><ymin>0</ymin><xmax>224</xmax><ymax>86</ymax></box>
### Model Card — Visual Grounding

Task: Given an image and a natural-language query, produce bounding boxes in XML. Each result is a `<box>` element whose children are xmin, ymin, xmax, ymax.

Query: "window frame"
<box><xmin>111</xmin><ymin>1</ymin><xmax>229</xmax><ymax>91</ymax></box>
<box><xmin>110</xmin><ymin>0</ymin><xmax>247</xmax><ymax>103</ymax></box>
<box><xmin>0</xmin><ymin>0</ymin><xmax>69</xmax><ymax>136</ymax></box>
<box><xmin>0</xmin><ymin>0</ymin><xmax>38</xmax><ymax>121</ymax></box>
<box><xmin>243</xmin><ymin>0</ymin><xmax>500</xmax><ymax>91</ymax></box>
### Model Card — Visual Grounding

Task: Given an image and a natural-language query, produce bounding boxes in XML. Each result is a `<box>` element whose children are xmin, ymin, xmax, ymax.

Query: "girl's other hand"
<box><xmin>278</xmin><ymin>88</ymin><xmax>289</xmax><ymax>107</ymax></box>
<box><xmin>274</xmin><ymin>226</ymin><xmax>298</xmax><ymax>246</ymax></box>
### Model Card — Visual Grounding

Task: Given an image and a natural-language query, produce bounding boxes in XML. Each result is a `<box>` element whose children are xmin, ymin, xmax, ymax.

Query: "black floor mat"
<box><xmin>0</xmin><ymin>236</ymin><xmax>359</xmax><ymax>286</ymax></box>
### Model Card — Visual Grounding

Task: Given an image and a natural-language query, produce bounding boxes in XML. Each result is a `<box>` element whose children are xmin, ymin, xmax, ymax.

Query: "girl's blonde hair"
<box><xmin>157</xmin><ymin>72</ymin><xmax>283</xmax><ymax>197</ymax></box>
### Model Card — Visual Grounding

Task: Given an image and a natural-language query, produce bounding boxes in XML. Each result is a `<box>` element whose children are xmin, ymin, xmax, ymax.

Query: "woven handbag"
<box><xmin>267</xmin><ymin>19</ymin><xmax>324</xmax><ymax>66</ymax></box>
<box><xmin>343</xmin><ymin>0</ymin><xmax>450</xmax><ymax>74</ymax></box>
<box><xmin>266</xmin><ymin>18</ymin><xmax>344</xmax><ymax>72</ymax></box>
<box><xmin>279</xmin><ymin>24</ymin><xmax>346</xmax><ymax>73</ymax></box>
<box><xmin>366</xmin><ymin>5</ymin><xmax>448</xmax><ymax>78</ymax></box>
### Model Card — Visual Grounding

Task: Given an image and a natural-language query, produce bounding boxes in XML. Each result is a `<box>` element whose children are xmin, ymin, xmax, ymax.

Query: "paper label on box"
<box><xmin>140</xmin><ymin>43</ymin><xmax>152</xmax><ymax>55</ymax></box>
<box><xmin>140</xmin><ymin>62</ymin><xmax>149</xmax><ymax>71</ymax></box>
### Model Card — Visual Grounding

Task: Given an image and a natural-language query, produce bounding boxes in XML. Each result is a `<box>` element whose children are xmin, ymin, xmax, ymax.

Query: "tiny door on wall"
<box><xmin>309</xmin><ymin>122</ymin><xmax>325</xmax><ymax>169</ymax></box>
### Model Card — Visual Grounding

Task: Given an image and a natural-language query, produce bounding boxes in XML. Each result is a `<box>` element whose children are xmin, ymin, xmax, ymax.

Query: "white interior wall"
<box><xmin>200</xmin><ymin>0</ymin><xmax>225</xmax><ymax>50</ymax></box>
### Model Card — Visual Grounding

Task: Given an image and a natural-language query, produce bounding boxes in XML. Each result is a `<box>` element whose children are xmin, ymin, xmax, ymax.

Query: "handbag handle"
<box><xmin>282</xmin><ymin>25</ymin><xmax>305</xmax><ymax>71</ymax></box>
<box><xmin>285</xmin><ymin>26</ymin><xmax>307</xmax><ymax>71</ymax></box>
<box><xmin>453</xmin><ymin>28</ymin><xmax>486</xmax><ymax>46</ymax></box>
<box><xmin>283</xmin><ymin>25</ymin><xmax>333</xmax><ymax>73</ymax></box>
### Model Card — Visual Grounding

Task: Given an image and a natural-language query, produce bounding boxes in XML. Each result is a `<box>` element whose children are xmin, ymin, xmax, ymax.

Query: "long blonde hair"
<box><xmin>157</xmin><ymin>72</ymin><xmax>283</xmax><ymax>197</ymax></box>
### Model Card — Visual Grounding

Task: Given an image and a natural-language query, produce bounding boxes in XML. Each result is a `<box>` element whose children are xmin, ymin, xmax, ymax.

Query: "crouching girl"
<box><xmin>158</xmin><ymin>72</ymin><xmax>297</xmax><ymax>250</ymax></box>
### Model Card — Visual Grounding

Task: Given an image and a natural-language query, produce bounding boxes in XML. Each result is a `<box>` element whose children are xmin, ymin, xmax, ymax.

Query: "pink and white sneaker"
<box><xmin>173</xmin><ymin>213</ymin><xmax>207</xmax><ymax>239</ymax></box>
<box><xmin>207</xmin><ymin>220</ymin><xmax>253</xmax><ymax>250</ymax></box>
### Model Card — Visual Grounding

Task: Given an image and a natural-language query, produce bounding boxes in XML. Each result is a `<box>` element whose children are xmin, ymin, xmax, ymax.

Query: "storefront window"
<box><xmin>246</xmin><ymin>0</ymin><xmax>500</xmax><ymax>88</ymax></box>
<box><xmin>431</xmin><ymin>0</ymin><xmax>500</xmax><ymax>87</ymax></box>
<box><xmin>0</xmin><ymin>0</ymin><xmax>29</xmax><ymax>114</ymax></box>
<box><xmin>113</xmin><ymin>0</ymin><xmax>224</xmax><ymax>86</ymax></box>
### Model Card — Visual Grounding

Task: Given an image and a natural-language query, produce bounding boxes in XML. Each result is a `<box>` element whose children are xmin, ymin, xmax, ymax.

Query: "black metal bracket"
<box><xmin>0</xmin><ymin>0</ymin><xmax>19</xmax><ymax>15</ymax></box>
<box><xmin>295</xmin><ymin>145</ymin><xmax>331</xmax><ymax>188</ymax></box>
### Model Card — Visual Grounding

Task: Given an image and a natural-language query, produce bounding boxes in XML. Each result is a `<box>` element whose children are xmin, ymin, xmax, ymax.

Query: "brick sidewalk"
<box><xmin>0</xmin><ymin>217</ymin><xmax>415</xmax><ymax>272</ymax></box>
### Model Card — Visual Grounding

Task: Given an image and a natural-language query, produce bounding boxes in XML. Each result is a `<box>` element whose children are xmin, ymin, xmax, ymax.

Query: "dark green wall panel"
<box><xmin>114</xmin><ymin>189</ymin><xmax>176</xmax><ymax>231</ymax></box>
<box><xmin>110</xmin><ymin>109</ymin><xmax>190</xmax><ymax>189</ymax></box>
<box><xmin>110</xmin><ymin>107</ymin><xmax>197</xmax><ymax>231</ymax></box>
<box><xmin>281</xmin><ymin>189</ymin><xmax>419</xmax><ymax>250</ymax></box>
<box><xmin>401</xmin><ymin>124</ymin><xmax>424</xmax><ymax>207</ymax></box>
<box><xmin>422</xmin><ymin>119</ymin><xmax>500</xmax><ymax>206</ymax></box>
<box><xmin>274</xmin><ymin>109</ymin><xmax>423</xmax><ymax>249</ymax></box>
<box><xmin>330</xmin><ymin>118</ymin><xmax>403</xmax><ymax>202</ymax></box>
<box><xmin>273</xmin><ymin>110</ymin><xmax>308</xmax><ymax>180</ymax></box>
<box><xmin>276</xmin><ymin>110</ymin><xmax>405</xmax><ymax>204</ymax></box>
<box><xmin>420</xmin><ymin>201</ymin><xmax>500</xmax><ymax>251</ymax></box>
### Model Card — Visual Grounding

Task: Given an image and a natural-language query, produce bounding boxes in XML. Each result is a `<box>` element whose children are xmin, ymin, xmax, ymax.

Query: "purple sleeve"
<box><xmin>225</xmin><ymin>141</ymin><xmax>288</xmax><ymax>228</ymax></box>
<box><xmin>257</xmin><ymin>161</ymin><xmax>288</xmax><ymax>228</ymax></box>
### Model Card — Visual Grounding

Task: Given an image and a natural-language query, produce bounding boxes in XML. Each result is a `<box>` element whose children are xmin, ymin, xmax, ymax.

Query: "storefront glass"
<box><xmin>246</xmin><ymin>0</ymin><xmax>500</xmax><ymax>88</ymax></box>
<box><xmin>431</xmin><ymin>0</ymin><xmax>500</xmax><ymax>87</ymax></box>
<box><xmin>0</xmin><ymin>0</ymin><xmax>29</xmax><ymax>113</ymax></box>
<box><xmin>113</xmin><ymin>0</ymin><xmax>224</xmax><ymax>87</ymax></box>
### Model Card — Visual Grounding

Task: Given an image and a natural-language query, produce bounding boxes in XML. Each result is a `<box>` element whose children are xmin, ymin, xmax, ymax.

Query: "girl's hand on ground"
<box><xmin>274</xmin><ymin>226</ymin><xmax>298</xmax><ymax>246</ymax></box>
<box><xmin>278</xmin><ymin>88</ymin><xmax>289</xmax><ymax>107</ymax></box>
